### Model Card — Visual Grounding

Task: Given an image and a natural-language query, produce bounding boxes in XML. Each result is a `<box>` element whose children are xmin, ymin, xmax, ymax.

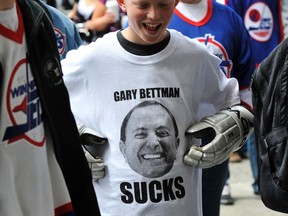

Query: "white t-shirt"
<box><xmin>0</xmin><ymin>3</ymin><xmax>72</xmax><ymax>216</ymax></box>
<box><xmin>62</xmin><ymin>29</ymin><xmax>240</xmax><ymax>216</ymax></box>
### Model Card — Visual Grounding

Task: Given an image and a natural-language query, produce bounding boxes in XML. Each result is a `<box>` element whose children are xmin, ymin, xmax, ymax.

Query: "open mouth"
<box><xmin>144</xmin><ymin>23</ymin><xmax>162</xmax><ymax>31</ymax></box>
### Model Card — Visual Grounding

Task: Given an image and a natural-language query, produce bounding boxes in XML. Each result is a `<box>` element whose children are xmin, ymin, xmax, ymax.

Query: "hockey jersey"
<box><xmin>225</xmin><ymin>0</ymin><xmax>283</xmax><ymax>66</ymax></box>
<box><xmin>43</xmin><ymin>2</ymin><xmax>82</xmax><ymax>59</ymax></box>
<box><xmin>0</xmin><ymin>1</ymin><xmax>100</xmax><ymax>215</ymax></box>
<box><xmin>0</xmin><ymin>2</ymin><xmax>74</xmax><ymax>216</ymax></box>
<box><xmin>168</xmin><ymin>0</ymin><xmax>255</xmax><ymax>109</ymax></box>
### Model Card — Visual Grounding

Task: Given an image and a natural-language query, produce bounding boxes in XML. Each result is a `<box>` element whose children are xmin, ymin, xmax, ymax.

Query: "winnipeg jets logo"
<box><xmin>196</xmin><ymin>34</ymin><xmax>232</xmax><ymax>77</ymax></box>
<box><xmin>54</xmin><ymin>27</ymin><xmax>66</xmax><ymax>55</ymax></box>
<box><xmin>244</xmin><ymin>2</ymin><xmax>273</xmax><ymax>42</ymax></box>
<box><xmin>3</xmin><ymin>58</ymin><xmax>45</xmax><ymax>146</ymax></box>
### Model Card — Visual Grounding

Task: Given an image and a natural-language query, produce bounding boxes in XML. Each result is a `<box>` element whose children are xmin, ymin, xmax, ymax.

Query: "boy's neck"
<box><xmin>117</xmin><ymin>30</ymin><xmax>171</xmax><ymax>56</ymax></box>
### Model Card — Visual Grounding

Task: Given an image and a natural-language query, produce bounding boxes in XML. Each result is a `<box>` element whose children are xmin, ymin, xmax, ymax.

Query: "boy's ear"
<box><xmin>117</xmin><ymin>0</ymin><xmax>127</xmax><ymax>12</ymax></box>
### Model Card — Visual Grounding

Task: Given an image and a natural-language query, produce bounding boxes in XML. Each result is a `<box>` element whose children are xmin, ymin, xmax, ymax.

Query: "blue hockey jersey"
<box><xmin>225</xmin><ymin>0</ymin><xmax>283</xmax><ymax>66</ymax></box>
<box><xmin>168</xmin><ymin>0</ymin><xmax>255</xmax><ymax>93</ymax></box>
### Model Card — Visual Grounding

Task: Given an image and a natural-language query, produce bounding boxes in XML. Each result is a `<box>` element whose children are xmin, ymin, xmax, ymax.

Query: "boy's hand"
<box><xmin>184</xmin><ymin>105</ymin><xmax>254</xmax><ymax>169</ymax></box>
<box><xmin>82</xmin><ymin>146</ymin><xmax>105</xmax><ymax>180</ymax></box>
<box><xmin>77</xmin><ymin>123</ymin><xmax>107</xmax><ymax>180</ymax></box>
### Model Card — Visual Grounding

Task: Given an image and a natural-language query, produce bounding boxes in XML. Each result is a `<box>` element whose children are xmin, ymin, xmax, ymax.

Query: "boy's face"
<box><xmin>118</xmin><ymin>0</ymin><xmax>179</xmax><ymax>45</ymax></box>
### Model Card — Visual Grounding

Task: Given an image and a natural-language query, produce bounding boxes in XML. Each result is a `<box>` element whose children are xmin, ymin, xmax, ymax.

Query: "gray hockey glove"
<box><xmin>82</xmin><ymin>146</ymin><xmax>105</xmax><ymax>180</ymax></box>
<box><xmin>78</xmin><ymin>123</ymin><xmax>107</xmax><ymax>146</ymax></box>
<box><xmin>184</xmin><ymin>105</ymin><xmax>254</xmax><ymax>169</ymax></box>
<box><xmin>77</xmin><ymin>123</ymin><xmax>107</xmax><ymax>180</ymax></box>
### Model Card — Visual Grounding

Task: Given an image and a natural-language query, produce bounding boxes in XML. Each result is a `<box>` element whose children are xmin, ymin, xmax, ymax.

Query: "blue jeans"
<box><xmin>202</xmin><ymin>159</ymin><xmax>229</xmax><ymax>216</ymax></box>
<box><xmin>246</xmin><ymin>132</ymin><xmax>259</xmax><ymax>193</ymax></box>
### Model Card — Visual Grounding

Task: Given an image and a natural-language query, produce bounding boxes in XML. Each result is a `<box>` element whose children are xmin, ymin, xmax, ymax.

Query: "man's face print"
<box><xmin>120</xmin><ymin>102</ymin><xmax>179</xmax><ymax>178</ymax></box>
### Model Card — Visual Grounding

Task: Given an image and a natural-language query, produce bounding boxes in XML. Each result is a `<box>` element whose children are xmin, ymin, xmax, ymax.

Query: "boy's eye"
<box><xmin>137</xmin><ymin>3</ymin><xmax>149</xmax><ymax>9</ymax></box>
<box><xmin>159</xmin><ymin>3</ymin><xmax>169</xmax><ymax>8</ymax></box>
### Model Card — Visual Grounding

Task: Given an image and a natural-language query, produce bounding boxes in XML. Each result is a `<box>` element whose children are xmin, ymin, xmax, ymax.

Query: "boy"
<box><xmin>61</xmin><ymin>0</ymin><xmax>253</xmax><ymax>215</ymax></box>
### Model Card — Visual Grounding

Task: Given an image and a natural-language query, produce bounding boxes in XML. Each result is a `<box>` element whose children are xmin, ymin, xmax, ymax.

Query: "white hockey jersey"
<box><xmin>0</xmin><ymin>3</ymin><xmax>73</xmax><ymax>216</ymax></box>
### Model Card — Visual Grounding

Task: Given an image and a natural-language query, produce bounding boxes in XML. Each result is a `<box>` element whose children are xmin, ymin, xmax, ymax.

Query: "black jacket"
<box><xmin>17</xmin><ymin>0</ymin><xmax>100</xmax><ymax>215</ymax></box>
<box><xmin>251</xmin><ymin>38</ymin><xmax>288</xmax><ymax>213</ymax></box>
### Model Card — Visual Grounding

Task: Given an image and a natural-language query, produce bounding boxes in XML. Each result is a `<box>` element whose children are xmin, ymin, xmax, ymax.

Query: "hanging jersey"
<box><xmin>0</xmin><ymin>3</ymin><xmax>74</xmax><ymax>216</ymax></box>
<box><xmin>225</xmin><ymin>0</ymin><xmax>283</xmax><ymax>66</ymax></box>
<box><xmin>168</xmin><ymin>0</ymin><xmax>255</xmax><ymax>109</ymax></box>
<box><xmin>62</xmin><ymin>29</ymin><xmax>240</xmax><ymax>216</ymax></box>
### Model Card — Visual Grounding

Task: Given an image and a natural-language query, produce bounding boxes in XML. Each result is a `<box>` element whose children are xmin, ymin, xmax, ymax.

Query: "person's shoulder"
<box><xmin>169</xmin><ymin>29</ymin><xmax>208</xmax><ymax>51</ymax></box>
<box><xmin>212</xmin><ymin>1</ymin><xmax>241</xmax><ymax>18</ymax></box>
<box><xmin>65</xmin><ymin>31</ymin><xmax>117</xmax><ymax>57</ymax></box>
<box><xmin>169</xmin><ymin>29</ymin><xmax>192</xmax><ymax>41</ymax></box>
<box><xmin>94</xmin><ymin>31</ymin><xmax>118</xmax><ymax>46</ymax></box>
<box><xmin>43</xmin><ymin>2</ymin><xmax>71</xmax><ymax>22</ymax></box>
<box><xmin>212</xmin><ymin>1</ymin><xmax>245</xmax><ymax>27</ymax></box>
<box><xmin>168</xmin><ymin>29</ymin><xmax>219</xmax><ymax>63</ymax></box>
<box><xmin>212</xmin><ymin>0</ymin><xmax>231</xmax><ymax>11</ymax></box>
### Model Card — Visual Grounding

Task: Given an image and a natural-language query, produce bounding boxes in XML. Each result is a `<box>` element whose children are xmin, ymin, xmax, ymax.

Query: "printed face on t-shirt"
<box><xmin>120</xmin><ymin>100</ymin><xmax>179</xmax><ymax>178</ymax></box>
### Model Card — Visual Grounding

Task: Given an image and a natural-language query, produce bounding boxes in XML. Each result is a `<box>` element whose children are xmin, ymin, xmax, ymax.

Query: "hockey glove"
<box><xmin>82</xmin><ymin>146</ymin><xmax>105</xmax><ymax>180</ymax></box>
<box><xmin>77</xmin><ymin>123</ymin><xmax>107</xmax><ymax>180</ymax></box>
<box><xmin>78</xmin><ymin>123</ymin><xmax>108</xmax><ymax>146</ymax></box>
<box><xmin>184</xmin><ymin>105</ymin><xmax>254</xmax><ymax>169</ymax></box>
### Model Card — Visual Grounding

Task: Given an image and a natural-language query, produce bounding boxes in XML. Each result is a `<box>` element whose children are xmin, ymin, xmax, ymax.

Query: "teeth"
<box><xmin>146</xmin><ymin>23</ymin><xmax>158</xmax><ymax>28</ymax></box>
<box><xmin>143</xmin><ymin>153</ymin><xmax>161</xmax><ymax>159</ymax></box>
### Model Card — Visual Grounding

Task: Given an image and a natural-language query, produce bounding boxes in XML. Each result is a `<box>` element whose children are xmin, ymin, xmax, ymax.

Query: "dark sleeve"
<box><xmin>18</xmin><ymin>0</ymin><xmax>101</xmax><ymax>215</ymax></box>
